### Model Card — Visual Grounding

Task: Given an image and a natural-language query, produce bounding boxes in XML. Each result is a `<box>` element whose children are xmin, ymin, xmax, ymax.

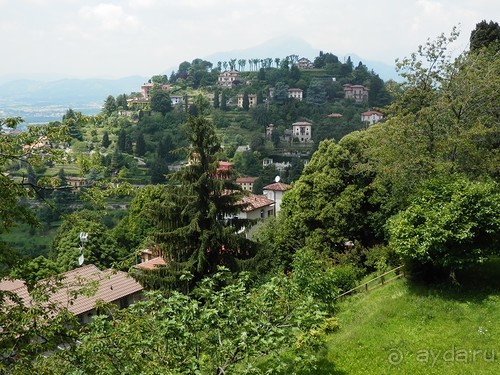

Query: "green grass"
<box><xmin>312</xmin><ymin>260</ymin><xmax>500</xmax><ymax>374</ymax></box>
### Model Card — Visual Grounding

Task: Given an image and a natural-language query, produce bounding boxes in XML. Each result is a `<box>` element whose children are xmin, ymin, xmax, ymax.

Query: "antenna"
<box><xmin>274</xmin><ymin>175</ymin><xmax>280</xmax><ymax>183</ymax></box>
<box><xmin>78</xmin><ymin>232</ymin><xmax>89</xmax><ymax>266</ymax></box>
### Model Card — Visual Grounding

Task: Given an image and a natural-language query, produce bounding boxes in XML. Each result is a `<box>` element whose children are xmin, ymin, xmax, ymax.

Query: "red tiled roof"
<box><xmin>136</xmin><ymin>257</ymin><xmax>167</xmax><ymax>270</ymax></box>
<box><xmin>362</xmin><ymin>110</ymin><xmax>383</xmax><ymax>116</ymax></box>
<box><xmin>236</xmin><ymin>177</ymin><xmax>258</xmax><ymax>184</ymax></box>
<box><xmin>263</xmin><ymin>182</ymin><xmax>292</xmax><ymax>191</ymax></box>
<box><xmin>239</xmin><ymin>194</ymin><xmax>274</xmax><ymax>212</ymax></box>
<box><xmin>0</xmin><ymin>265</ymin><xmax>143</xmax><ymax>316</ymax></box>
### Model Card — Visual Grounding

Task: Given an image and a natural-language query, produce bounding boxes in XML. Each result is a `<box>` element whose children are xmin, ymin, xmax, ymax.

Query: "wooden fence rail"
<box><xmin>335</xmin><ymin>265</ymin><xmax>405</xmax><ymax>300</ymax></box>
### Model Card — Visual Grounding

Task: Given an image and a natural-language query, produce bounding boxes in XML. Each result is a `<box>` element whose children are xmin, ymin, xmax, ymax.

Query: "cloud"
<box><xmin>79</xmin><ymin>3</ymin><xmax>140</xmax><ymax>32</ymax></box>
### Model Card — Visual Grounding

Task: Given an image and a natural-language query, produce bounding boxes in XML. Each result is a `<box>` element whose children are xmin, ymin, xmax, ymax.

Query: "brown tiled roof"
<box><xmin>136</xmin><ymin>257</ymin><xmax>167</xmax><ymax>270</ymax></box>
<box><xmin>263</xmin><ymin>182</ymin><xmax>292</xmax><ymax>191</ymax></box>
<box><xmin>239</xmin><ymin>194</ymin><xmax>274</xmax><ymax>212</ymax></box>
<box><xmin>362</xmin><ymin>110</ymin><xmax>383</xmax><ymax>116</ymax></box>
<box><xmin>0</xmin><ymin>265</ymin><xmax>143</xmax><ymax>316</ymax></box>
<box><xmin>236</xmin><ymin>177</ymin><xmax>258</xmax><ymax>184</ymax></box>
<box><xmin>327</xmin><ymin>113</ymin><xmax>343</xmax><ymax>118</ymax></box>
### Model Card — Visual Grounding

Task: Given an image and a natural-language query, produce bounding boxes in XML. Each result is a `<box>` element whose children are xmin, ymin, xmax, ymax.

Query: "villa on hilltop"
<box><xmin>343</xmin><ymin>84</ymin><xmax>369</xmax><ymax>102</ymax></box>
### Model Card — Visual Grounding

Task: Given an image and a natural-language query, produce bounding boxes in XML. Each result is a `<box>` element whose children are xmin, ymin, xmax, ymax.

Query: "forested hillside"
<box><xmin>1</xmin><ymin>21</ymin><xmax>499</xmax><ymax>374</ymax></box>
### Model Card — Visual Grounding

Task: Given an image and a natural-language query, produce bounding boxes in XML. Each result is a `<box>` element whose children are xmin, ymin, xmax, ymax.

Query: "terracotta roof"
<box><xmin>263</xmin><ymin>182</ymin><xmax>292</xmax><ymax>191</ymax></box>
<box><xmin>362</xmin><ymin>110</ymin><xmax>383</xmax><ymax>116</ymax></box>
<box><xmin>327</xmin><ymin>113</ymin><xmax>343</xmax><ymax>118</ymax></box>
<box><xmin>239</xmin><ymin>194</ymin><xmax>274</xmax><ymax>212</ymax></box>
<box><xmin>0</xmin><ymin>265</ymin><xmax>143</xmax><ymax>316</ymax></box>
<box><xmin>236</xmin><ymin>177</ymin><xmax>258</xmax><ymax>184</ymax></box>
<box><xmin>136</xmin><ymin>257</ymin><xmax>167</xmax><ymax>270</ymax></box>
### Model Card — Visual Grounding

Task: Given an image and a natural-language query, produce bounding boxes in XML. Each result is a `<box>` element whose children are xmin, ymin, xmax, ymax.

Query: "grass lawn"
<box><xmin>311</xmin><ymin>260</ymin><xmax>500</xmax><ymax>374</ymax></box>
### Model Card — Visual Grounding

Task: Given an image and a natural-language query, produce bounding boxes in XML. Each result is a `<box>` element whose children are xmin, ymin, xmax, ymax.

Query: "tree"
<box><xmin>242</xmin><ymin>92</ymin><xmax>250</xmax><ymax>111</ymax></box>
<box><xmin>103</xmin><ymin>95</ymin><xmax>117</xmax><ymax>116</ymax></box>
<box><xmin>101</xmin><ymin>131</ymin><xmax>111</xmax><ymax>148</ymax></box>
<box><xmin>220</xmin><ymin>90</ymin><xmax>228</xmax><ymax>111</ymax></box>
<box><xmin>63</xmin><ymin>109</ymin><xmax>83</xmax><ymax>141</ymax></box>
<box><xmin>213</xmin><ymin>89</ymin><xmax>219</xmax><ymax>108</ymax></box>
<box><xmin>0</xmin><ymin>118</ymin><xmax>67</xmax><ymax>274</ymax></box>
<box><xmin>149</xmin><ymin>87</ymin><xmax>172</xmax><ymax>115</ymax></box>
<box><xmin>116</xmin><ymin>129</ymin><xmax>126</xmax><ymax>152</ymax></box>
<box><xmin>31</xmin><ymin>269</ymin><xmax>333</xmax><ymax>374</ymax></box>
<box><xmin>274</xmin><ymin>137</ymin><xmax>373</xmax><ymax>267</ymax></box>
<box><xmin>148</xmin><ymin>109</ymin><xmax>258</xmax><ymax>284</ymax></box>
<box><xmin>388</xmin><ymin>176</ymin><xmax>500</xmax><ymax>279</ymax></box>
<box><xmin>49</xmin><ymin>210</ymin><xmax>125</xmax><ymax>271</ymax></box>
<box><xmin>115</xmin><ymin>93</ymin><xmax>128</xmax><ymax>110</ymax></box>
<box><xmin>306</xmin><ymin>79</ymin><xmax>327</xmax><ymax>107</ymax></box>
<box><xmin>135</xmin><ymin>131</ymin><xmax>146</xmax><ymax>156</ymax></box>
<box><xmin>470</xmin><ymin>20</ymin><xmax>500</xmax><ymax>52</ymax></box>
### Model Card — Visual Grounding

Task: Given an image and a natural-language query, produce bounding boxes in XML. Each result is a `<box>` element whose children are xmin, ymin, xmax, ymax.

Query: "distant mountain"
<box><xmin>202</xmin><ymin>36</ymin><xmax>399</xmax><ymax>81</ymax></box>
<box><xmin>0</xmin><ymin>76</ymin><xmax>148</xmax><ymax>107</ymax></box>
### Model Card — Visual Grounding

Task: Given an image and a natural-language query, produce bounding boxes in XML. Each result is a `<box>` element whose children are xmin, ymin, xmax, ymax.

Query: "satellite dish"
<box><xmin>78</xmin><ymin>254</ymin><xmax>84</xmax><ymax>266</ymax></box>
<box><xmin>274</xmin><ymin>175</ymin><xmax>280</xmax><ymax>183</ymax></box>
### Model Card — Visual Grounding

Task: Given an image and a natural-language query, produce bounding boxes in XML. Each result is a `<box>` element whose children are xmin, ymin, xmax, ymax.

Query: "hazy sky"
<box><xmin>0</xmin><ymin>0</ymin><xmax>497</xmax><ymax>80</ymax></box>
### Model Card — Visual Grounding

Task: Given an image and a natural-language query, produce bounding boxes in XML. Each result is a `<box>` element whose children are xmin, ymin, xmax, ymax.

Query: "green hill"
<box><xmin>316</xmin><ymin>260</ymin><xmax>500</xmax><ymax>375</ymax></box>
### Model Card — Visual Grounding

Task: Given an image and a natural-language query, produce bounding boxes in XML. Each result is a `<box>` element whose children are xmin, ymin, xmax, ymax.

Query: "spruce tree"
<box><xmin>150</xmin><ymin>107</ymin><xmax>257</xmax><ymax>285</ymax></box>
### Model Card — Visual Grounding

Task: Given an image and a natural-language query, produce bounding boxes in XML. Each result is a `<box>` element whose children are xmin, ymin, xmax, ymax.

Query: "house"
<box><xmin>235</xmin><ymin>145</ymin><xmax>251</xmax><ymax>153</ymax></box>
<box><xmin>288</xmin><ymin>88</ymin><xmax>303</xmax><ymax>101</ymax></box>
<box><xmin>238</xmin><ymin>194</ymin><xmax>275</xmax><ymax>220</ymax></box>
<box><xmin>216</xmin><ymin>161</ymin><xmax>233</xmax><ymax>179</ymax></box>
<box><xmin>22</xmin><ymin>136</ymin><xmax>51</xmax><ymax>153</ymax></box>
<box><xmin>266</xmin><ymin>123</ymin><xmax>274</xmax><ymax>138</ymax></box>
<box><xmin>237</xmin><ymin>94</ymin><xmax>257</xmax><ymax>108</ymax></box>
<box><xmin>361</xmin><ymin>110</ymin><xmax>384</xmax><ymax>125</ymax></box>
<box><xmin>297</xmin><ymin>57</ymin><xmax>314</xmax><ymax>69</ymax></box>
<box><xmin>65</xmin><ymin>176</ymin><xmax>89</xmax><ymax>192</ymax></box>
<box><xmin>292</xmin><ymin>121</ymin><xmax>312</xmax><ymax>143</ymax></box>
<box><xmin>141</xmin><ymin>83</ymin><xmax>171</xmax><ymax>99</ymax></box>
<box><xmin>135</xmin><ymin>247</ymin><xmax>167</xmax><ymax>271</ymax></box>
<box><xmin>263</xmin><ymin>182</ymin><xmax>292</xmax><ymax>215</ymax></box>
<box><xmin>236</xmin><ymin>177</ymin><xmax>258</xmax><ymax>191</ymax></box>
<box><xmin>218</xmin><ymin>70</ymin><xmax>240</xmax><ymax>87</ymax></box>
<box><xmin>343</xmin><ymin>84</ymin><xmax>369</xmax><ymax>102</ymax></box>
<box><xmin>171</xmin><ymin>95</ymin><xmax>183</xmax><ymax>105</ymax></box>
<box><xmin>0</xmin><ymin>265</ymin><xmax>143</xmax><ymax>325</ymax></box>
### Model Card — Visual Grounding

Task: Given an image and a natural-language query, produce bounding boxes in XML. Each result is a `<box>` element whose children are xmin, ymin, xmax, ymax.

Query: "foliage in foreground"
<box><xmin>28</xmin><ymin>268</ymin><xmax>336</xmax><ymax>375</ymax></box>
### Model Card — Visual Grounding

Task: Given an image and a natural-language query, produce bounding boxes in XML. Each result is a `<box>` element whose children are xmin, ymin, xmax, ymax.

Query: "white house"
<box><xmin>218</xmin><ymin>70</ymin><xmax>240</xmax><ymax>87</ymax></box>
<box><xmin>361</xmin><ymin>110</ymin><xmax>384</xmax><ymax>125</ymax></box>
<box><xmin>263</xmin><ymin>182</ymin><xmax>292</xmax><ymax>215</ymax></box>
<box><xmin>288</xmin><ymin>88</ymin><xmax>303</xmax><ymax>101</ymax></box>
<box><xmin>292</xmin><ymin>121</ymin><xmax>312</xmax><ymax>143</ymax></box>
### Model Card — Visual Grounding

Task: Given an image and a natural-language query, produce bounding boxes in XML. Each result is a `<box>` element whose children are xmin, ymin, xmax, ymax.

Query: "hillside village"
<box><xmin>1</xmin><ymin>20</ymin><xmax>499</xmax><ymax>374</ymax></box>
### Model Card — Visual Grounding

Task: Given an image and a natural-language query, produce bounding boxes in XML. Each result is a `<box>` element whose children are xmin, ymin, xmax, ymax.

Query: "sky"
<box><xmin>0</xmin><ymin>0</ymin><xmax>498</xmax><ymax>80</ymax></box>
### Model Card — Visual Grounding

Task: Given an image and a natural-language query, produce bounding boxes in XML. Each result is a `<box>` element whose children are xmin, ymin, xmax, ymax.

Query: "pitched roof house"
<box><xmin>361</xmin><ymin>110</ymin><xmax>384</xmax><ymax>125</ymax></box>
<box><xmin>218</xmin><ymin>70</ymin><xmax>240</xmax><ymax>87</ymax></box>
<box><xmin>263</xmin><ymin>182</ymin><xmax>292</xmax><ymax>215</ymax></box>
<box><xmin>0</xmin><ymin>265</ymin><xmax>143</xmax><ymax>325</ymax></box>
<box><xmin>236</xmin><ymin>177</ymin><xmax>258</xmax><ymax>191</ymax></box>
<box><xmin>343</xmin><ymin>84</ymin><xmax>369</xmax><ymax>102</ymax></box>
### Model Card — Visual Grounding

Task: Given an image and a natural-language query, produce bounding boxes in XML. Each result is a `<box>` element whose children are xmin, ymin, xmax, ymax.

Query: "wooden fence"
<box><xmin>335</xmin><ymin>265</ymin><xmax>405</xmax><ymax>300</ymax></box>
